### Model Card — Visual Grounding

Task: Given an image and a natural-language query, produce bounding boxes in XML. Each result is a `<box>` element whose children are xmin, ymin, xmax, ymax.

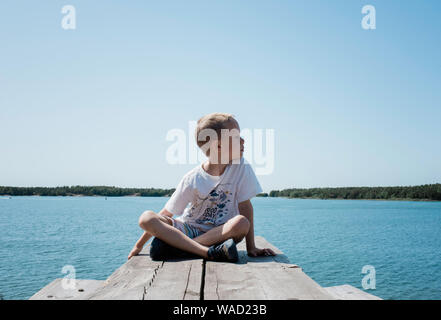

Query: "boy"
<box><xmin>128</xmin><ymin>113</ymin><xmax>276</xmax><ymax>262</ymax></box>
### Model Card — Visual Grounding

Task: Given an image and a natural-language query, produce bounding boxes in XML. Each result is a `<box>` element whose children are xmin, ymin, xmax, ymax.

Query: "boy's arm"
<box><xmin>238</xmin><ymin>200</ymin><xmax>276</xmax><ymax>257</ymax></box>
<box><xmin>128</xmin><ymin>231</ymin><xmax>152</xmax><ymax>259</ymax></box>
<box><xmin>135</xmin><ymin>231</ymin><xmax>152</xmax><ymax>248</ymax></box>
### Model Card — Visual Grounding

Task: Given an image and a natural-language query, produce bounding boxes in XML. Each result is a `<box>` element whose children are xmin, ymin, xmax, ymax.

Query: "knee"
<box><xmin>230</xmin><ymin>215</ymin><xmax>250</xmax><ymax>236</ymax></box>
<box><xmin>138</xmin><ymin>210</ymin><xmax>158</xmax><ymax>230</ymax></box>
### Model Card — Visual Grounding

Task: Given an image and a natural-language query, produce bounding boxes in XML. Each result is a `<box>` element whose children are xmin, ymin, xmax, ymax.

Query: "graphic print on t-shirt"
<box><xmin>194</xmin><ymin>183</ymin><xmax>232</xmax><ymax>227</ymax></box>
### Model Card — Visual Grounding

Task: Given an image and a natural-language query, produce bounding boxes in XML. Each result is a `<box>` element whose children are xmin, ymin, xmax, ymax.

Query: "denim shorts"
<box><xmin>172</xmin><ymin>219</ymin><xmax>204</xmax><ymax>239</ymax></box>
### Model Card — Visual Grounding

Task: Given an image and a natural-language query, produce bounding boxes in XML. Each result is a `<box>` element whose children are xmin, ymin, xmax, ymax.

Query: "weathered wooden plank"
<box><xmin>88</xmin><ymin>246</ymin><xmax>163</xmax><ymax>300</ymax></box>
<box><xmin>253</xmin><ymin>265</ymin><xmax>333</xmax><ymax>300</ymax></box>
<box><xmin>204</xmin><ymin>261</ymin><xmax>332</xmax><ymax>300</ymax></box>
<box><xmin>29</xmin><ymin>279</ymin><xmax>104</xmax><ymax>300</ymax></box>
<box><xmin>324</xmin><ymin>285</ymin><xmax>382</xmax><ymax>300</ymax></box>
<box><xmin>204</xmin><ymin>261</ymin><xmax>265</xmax><ymax>299</ymax></box>
<box><xmin>88</xmin><ymin>243</ymin><xmax>204</xmax><ymax>300</ymax></box>
<box><xmin>144</xmin><ymin>258</ymin><xmax>203</xmax><ymax>300</ymax></box>
<box><xmin>184</xmin><ymin>258</ymin><xmax>204</xmax><ymax>300</ymax></box>
<box><xmin>30</xmin><ymin>235</ymin><xmax>382</xmax><ymax>300</ymax></box>
<box><xmin>204</xmin><ymin>236</ymin><xmax>333</xmax><ymax>300</ymax></box>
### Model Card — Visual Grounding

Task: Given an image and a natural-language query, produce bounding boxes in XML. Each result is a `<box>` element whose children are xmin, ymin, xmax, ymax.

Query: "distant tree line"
<box><xmin>268</xmin><ymin>184</ymin><xmax>441</xmax><ymax>201</ymax></box>
<box><xmin>0</xmin><ymin>186</ymin><xmax>175</xmax><ymax>197</ymax></box>
<box><xmin>2</xmin><ymin>184</ymin><xmax>441</xmax><ymax>201</ymax></box>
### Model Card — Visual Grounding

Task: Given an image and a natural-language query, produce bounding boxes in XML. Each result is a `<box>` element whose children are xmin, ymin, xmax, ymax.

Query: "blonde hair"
<box><xmin>195</xmin><ymin>112</ymin><xmax>237</xmax><ymax>153</ymax></box>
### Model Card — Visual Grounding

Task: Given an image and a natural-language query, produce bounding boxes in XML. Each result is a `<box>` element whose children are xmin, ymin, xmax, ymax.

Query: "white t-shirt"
<box><xmin>164</xmin><ymin>157</ymin><xmax>263</xmax><ymax>232</ymax></box>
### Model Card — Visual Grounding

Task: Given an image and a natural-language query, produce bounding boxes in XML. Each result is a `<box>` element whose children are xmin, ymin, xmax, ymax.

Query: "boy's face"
<box><xmin>216</xmin><ymin>119</ymin><xmax>244</xmax><ymax>164</ymax></box>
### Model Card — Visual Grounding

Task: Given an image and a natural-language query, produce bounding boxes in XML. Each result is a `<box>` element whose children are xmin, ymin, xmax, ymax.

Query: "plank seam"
<box><xmin>182</xmin><ymin>262</ymin><xmax>192</xmax><ymax>300</ymax></box>
<box><xmin>200</xmin><ymin>260</ymin><xmax>206</xmax><ymax>300</ymax></box>
<box><xmin>142</xmin><ymin>261</ymin><xmax>164</xmax><ymax>300</ymax></box>
<box><xmin>214</xmin><ymin>266</ymin><xmax>219</xmax><ymax>300</ymax></box>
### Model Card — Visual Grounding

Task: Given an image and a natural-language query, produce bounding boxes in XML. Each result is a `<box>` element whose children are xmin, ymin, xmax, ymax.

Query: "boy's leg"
<box><xmin>139</xmin><ymin>211</ymin><xmax>210</xmax><ymax>258</ymax></box>
<box><xmin>192</xmin><ymin>215</ymin><xmax>250</xmax><ymax>247</ymax></box>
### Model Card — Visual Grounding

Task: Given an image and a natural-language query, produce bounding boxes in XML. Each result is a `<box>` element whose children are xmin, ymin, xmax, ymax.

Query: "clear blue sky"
<box><xmin>1</xmin><ymin>0</ymin><xmax>440</xmax><ymax>192</ymax></box>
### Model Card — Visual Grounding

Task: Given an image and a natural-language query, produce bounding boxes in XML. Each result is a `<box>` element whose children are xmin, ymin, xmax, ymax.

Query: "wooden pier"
<box><xmin>30</xmin><ymin>236</ymin><xmax>381</xmax><ymax>300</ymax></box>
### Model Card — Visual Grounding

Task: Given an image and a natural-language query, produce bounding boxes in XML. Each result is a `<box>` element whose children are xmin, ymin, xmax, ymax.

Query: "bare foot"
<box><xmin>128</xmin><ymin>246</ymin><xmax>143</xmax><ymax>260</ymax></box>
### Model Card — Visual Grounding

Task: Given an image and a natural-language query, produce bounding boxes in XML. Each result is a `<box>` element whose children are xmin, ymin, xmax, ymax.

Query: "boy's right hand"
<box><xmin>128</xmin><ymin>245</ymin><xmax>143</xmax><ymax>260</ymax></box>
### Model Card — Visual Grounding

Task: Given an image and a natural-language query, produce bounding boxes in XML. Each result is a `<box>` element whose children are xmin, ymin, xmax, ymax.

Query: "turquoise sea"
<box><xmin>0</xmin><ymin>196</ymin><xmax>440</xmax><ymax>300</ymax></box>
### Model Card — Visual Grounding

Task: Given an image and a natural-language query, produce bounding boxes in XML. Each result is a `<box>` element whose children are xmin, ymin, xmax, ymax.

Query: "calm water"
<box><xmin>0</xmin><ymin>196</ymin><xmax>440</xmax><ymax>300</ymax></box>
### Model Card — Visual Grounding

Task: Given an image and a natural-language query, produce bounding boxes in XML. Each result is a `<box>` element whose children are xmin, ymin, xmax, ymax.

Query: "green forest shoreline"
<box><xmin>1</xmin><ymin>184</ymin><xmax>440</xmax><ymax>201</ymax></box>
<box><xmin>0</xmin><ymin>186</ymin><xmax>174</xmax><ymax>197</ymax></box>
<box><xmin>261</xmin><ymin>184</ymin><xmax>441</xmax><ymax>201</ymax></box>
<box><xmin>257</xmin><ymin>195</ymin><xmax>440</xmax><ymax>202</ymax></box>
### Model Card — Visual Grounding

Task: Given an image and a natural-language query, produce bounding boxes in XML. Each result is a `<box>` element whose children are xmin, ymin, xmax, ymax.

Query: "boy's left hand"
<box><xmin>128</xmin><ymin>246</ymin><xmax>143</xmax><ymax>260</ymax></box>
<box><xmin>247</xmin><ymin>247</ymin><xmax>277</xmax><ymax>257</ymax></box>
